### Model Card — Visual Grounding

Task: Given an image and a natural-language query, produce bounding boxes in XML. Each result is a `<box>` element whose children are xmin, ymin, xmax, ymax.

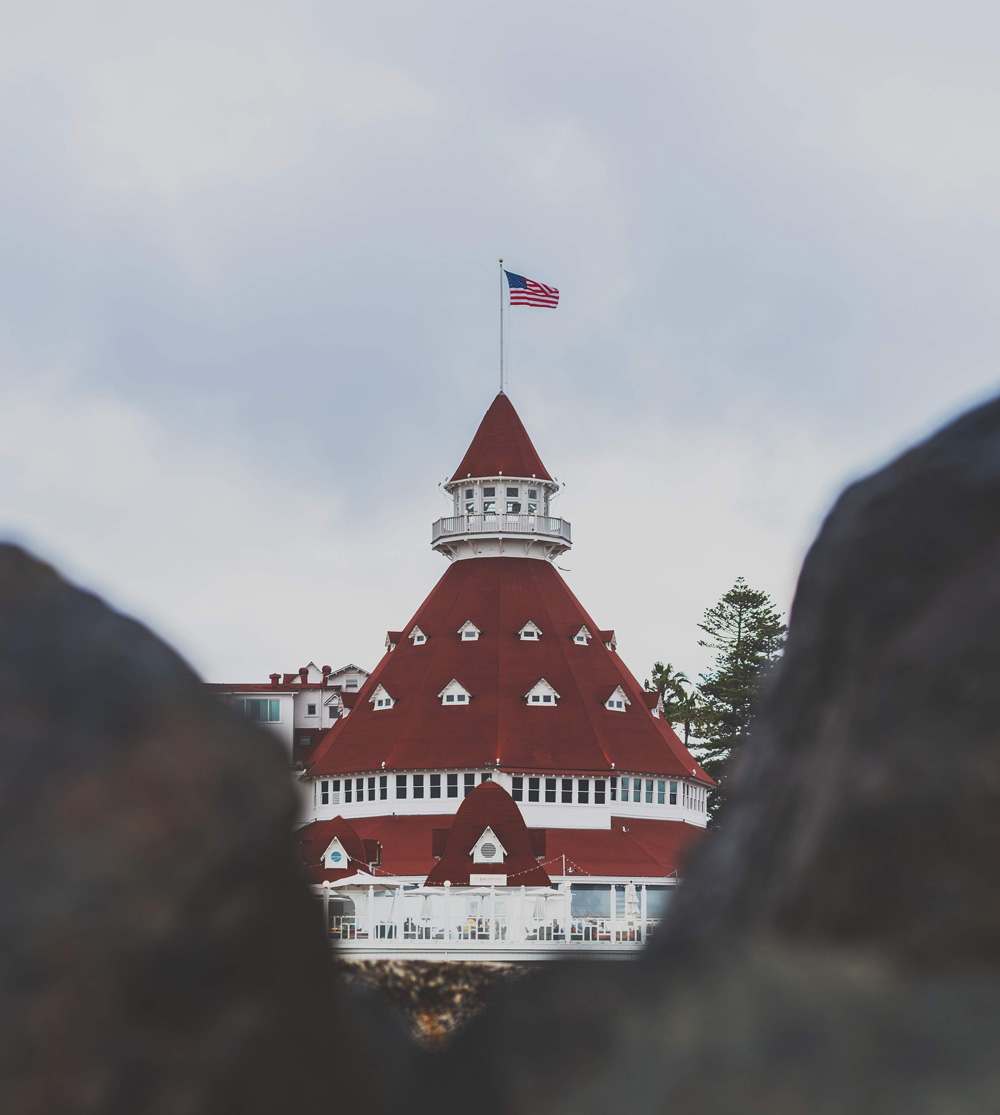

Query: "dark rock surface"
<box><xmin>434</xmin><ymin>396</ymin><xmax>1000</xmax><ymax>1112</ymax></box>
<box><xmin>0</xmin><ymin>546</ymin><xmax>385</xmax><ymax>1115</ymax></box>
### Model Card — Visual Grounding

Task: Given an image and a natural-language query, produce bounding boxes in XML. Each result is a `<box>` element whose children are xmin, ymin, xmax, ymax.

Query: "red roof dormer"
<box><xmin>425</xmin><ymin>780</ymin><xmax>551</xmax><ymax>887</ymax></box>
<box><xmin>450</xmin><ymin>393</ymin><xmax>553</xmax><ymax>482</ymax></box>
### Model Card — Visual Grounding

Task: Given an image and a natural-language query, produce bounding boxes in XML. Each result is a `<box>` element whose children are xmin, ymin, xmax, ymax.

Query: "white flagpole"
<box><xmin>498</xmin><ymin>258</ymin><xmax>505</xmax><ymax>394</ymax></box>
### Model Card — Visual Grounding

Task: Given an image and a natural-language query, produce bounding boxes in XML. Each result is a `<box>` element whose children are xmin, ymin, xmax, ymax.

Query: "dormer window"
<box><xmin>472</xmin><ymin>826</ymin><xmax>507</xmax><ymax>864</ymax></box>
<box><xmin>323</xmin><ymin>836</ymin><xmax>350</xmax><ymax>869</ymax></box>
<box><xmin>605</xmin><ymin>685</ymin><xmax>631</xmax><ymax>712</ymax></box>
<box><xmin>370</xmin><ymin>684</ymin><xmax>395</xmax><ymax>710</ymax></box>
<box><xmin>409</xmin><ymin>626</ymin><xmax>427</xmax><ymax>646</ymax></box>
<box><xmin>458</xmin><ymin>621</ymin><xmax>481</xmax><ymax>641</ymax></box>
<box><xmin>518</xmin><ymin>621</ymin><xmax>543</xmax><ymax>641</ymax></box>
<box><xmin>525</xmin><ymin>678</ymin><xmax>561</xmax><ymax>706</ymax></box>
<box><xmin>438</xmin><ymin>678</ymin><xmax>472</xmax><ymax>706</ymax></box>
<box><xmin>574</xmin><ymin>626</ymin><xmax>593</xmax><ymax>646</ymax></box>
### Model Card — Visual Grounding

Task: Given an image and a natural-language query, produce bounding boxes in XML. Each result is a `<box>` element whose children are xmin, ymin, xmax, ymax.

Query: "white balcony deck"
<box><xmin>431</xmin><ymin>513</ymin><xmax>572</xmax><ymax>545</ymax></box>
<box><xmin>321</xmin><ymin>882</ymin><xmax>663</xmax><ymax>962</ymax></box>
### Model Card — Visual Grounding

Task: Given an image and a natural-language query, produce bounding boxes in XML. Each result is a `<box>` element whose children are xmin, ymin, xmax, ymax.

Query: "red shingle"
<box><xmin>425</xmin><ymin>781</ymin><xmax>551</xmax><ymax>886</ymax></box>
<box><xmin>308</xmin><ymin>557</ymin><xmax>711</xmax><ymax>783</ymax></box>
<box><xmin>450</xmin><ymin>393</ymin><xmax>553</xmax><ymax>482</ymax></box>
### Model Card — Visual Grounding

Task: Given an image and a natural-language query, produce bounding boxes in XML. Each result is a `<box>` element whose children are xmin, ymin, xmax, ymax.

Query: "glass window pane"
<box><xmin>594</xmin><ymin>779</ymin><xmax>606</xmax><ymax>804</ymax></box>
<box><xmin>396</xmin><ymin>775</ymin><xmax>407</xmax><ymax>799</ymax></box>
<box><xmin>657</xmin><ymin>780</ymin><xmax>666</xmax><ymax>805</ymax></box>
<box><xmin>528</xmin><ymin>777</ymin><xmax>540</xmax><ymax>802</ymax></box>
<box><xmin>269</xmin><ymin>699</ymin><xmax>280</xmax><ymax>721</ymax></box>
<box><xmin>610</xmin><ymin>776</ymin><xmax>617</xmax><ymax>801</ymax></box>
<box><xmin>413</xmin><ymin>775</ymin><xmax>424</xmax><ymax>798</ymax></box>
<box><xmin>447</xmin><ymin>773</ymin><xmax>458</xmax><ymax>797</ymax></box>
<box><xmin>561</xmin><ymin>779</ymin><xmax>573</xmax><ymax>803</ymax></box>
<box><xmin>577</xmin><ymin>780</ymin><xmax>589</xmax><ymax>804</ymax></box>
<box><xmin>380</xmin><ymin>775</ymin><xmax>387</xmax><ymax>800</ymax></box>
<box><xmin>545</xmin><ymin>778</ymin><xmax>556</xmax><ymax>803</ymax></box>
<box><xmin>483</xmin><ymin>487</ymin><xmax>495</xmax><ymax>497</ymax></box>
<box><xmin>430</xmin><ymin>774</ymin><xmax>441</xmax><ymax>798</ymax></box>
<box><xmin>464</xmin><ymin>773</ymin><xmax>475</xmax><ymax>796</ymax></box>
<box><xmin>669</xmin><ymin>780</ymin><xmax>677</xmax><ymax>805</ymax></box>
<box><xmin>512</xmin><ymin>776</ymin><xmax>523</xmax><ymax>802</ymax></box>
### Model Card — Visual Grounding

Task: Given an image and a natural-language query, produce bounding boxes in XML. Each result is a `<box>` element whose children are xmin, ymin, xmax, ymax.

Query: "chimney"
<box><xmin>299</xmin><ymin>666</ymin><xmax>309</xmax><ymax>684</ymax></box>
<box><xmin>321</xmin><ymin>664</ymin><xmax>332</xmax><ymax>688</ymax></box>
<box><xmin>269</xmin><ymin>673</ymin><xmax>280</xmax><ymax>687</ymax></box>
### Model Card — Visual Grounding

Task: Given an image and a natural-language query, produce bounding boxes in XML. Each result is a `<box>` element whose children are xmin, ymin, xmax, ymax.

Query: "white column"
<box><xmin>489</xmin><ymin>885</ymin><xmax>497</xmax><ymax>941</ymax></box>
<box><xmin>610</xmin><ymin>885</ymin><xmax>618</xmax><ymax>944</ymax></box>
<box><xmin>367</xmin><ymin>885</ymin><xmax>375</xmax><ymax>939</ymax></box>
<box><xmin>640</xmin><ymin>884</ymin><xmax>648</xmax><ymax>943</ymax></box>
<box><xmin>563</xmin><ymin>882</ymin><xmax>571</xmax><ymax>942</ymax></box>
<box><xmin>394</xmin><ymin>886</ymin><xmax>404</xmax><ymax>942</ymax></box>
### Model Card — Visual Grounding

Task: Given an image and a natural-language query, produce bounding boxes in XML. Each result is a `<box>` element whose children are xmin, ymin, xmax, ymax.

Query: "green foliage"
<box><xmin>694</xmin><ymin>577</ymin><xmax>786</xmax><ymax>823</ymax></box>
<box><xmin>645</xmin><ymin>661</ymin><xmax>699</xmax><ymax>745</ymax></box>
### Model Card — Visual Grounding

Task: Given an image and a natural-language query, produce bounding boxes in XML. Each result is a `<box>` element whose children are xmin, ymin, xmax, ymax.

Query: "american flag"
<box><xmin>505</xmin><ymin>270</ymin><xmax>559</xmax><ymax>308</ymax></box>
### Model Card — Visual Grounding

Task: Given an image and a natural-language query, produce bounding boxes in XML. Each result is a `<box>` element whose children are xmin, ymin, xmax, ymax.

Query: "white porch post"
<box><xmin>367</xmin><ymin>885</ymin><xmax>375</xmax><ymax>939</ymax></box>
<box><xmin>444</xmin><ymin>884</ymin><xmax>452</xmax><ymax>941</ymax></box>
<box><xmin>489</xmin><ymin>885</ymin><xmax>497</xmax><ymax>941</ymax></box>
<box><xmin>563</xmin><ymin>882</ymin><xmax>571</xmax><ymax>942</ymax></box>
<box><xmin>611</xmin><ymin>884</ymin><xmax>618</xmax><ymax>943</ymax></box>
<box><xmin>394</xmin><ymin>886</ymin><xmax>404</xmax><ymax>943</ymax></box>
<box><xmin>640</xmin><ymin>884</ymin><xmax>648</xmax><ymax>942</ymax></box>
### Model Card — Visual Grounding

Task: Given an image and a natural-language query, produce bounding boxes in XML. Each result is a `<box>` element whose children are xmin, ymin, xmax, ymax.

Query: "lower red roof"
<box><xmin>296</xmin><ymin>811</ymin><xmax>705</xmax><ymax>883</ymax></box>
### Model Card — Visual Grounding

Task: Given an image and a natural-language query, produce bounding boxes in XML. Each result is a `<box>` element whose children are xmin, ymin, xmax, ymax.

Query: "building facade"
<box><xmin>215</xmin><ymin>393</ymin><xmax>713</xmax><ymax>959</ymax></box>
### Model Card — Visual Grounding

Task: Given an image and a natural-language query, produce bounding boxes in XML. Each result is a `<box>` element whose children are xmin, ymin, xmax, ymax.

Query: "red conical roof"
<box><xmin>450</xmin><ymin>393</ymin><xmax>553</xmax><ymax>482</ymax></box>
<box><xmin>425</xmin><ymin>781</ymin><xmax>551</xmax><ymax>886</ymax></box>
<box><xmin>308</xmin><ymin>558</ymin><xmax>710</xmax><ymax>782</ymax></box>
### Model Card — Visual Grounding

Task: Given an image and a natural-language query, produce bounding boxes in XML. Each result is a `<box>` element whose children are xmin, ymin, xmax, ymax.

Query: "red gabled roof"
<box><xmin>308</xmin><ymin>557</ymin><xmax>711</xmax><ymax>782</ymax></box>
<box><xmin>450</xmin><ymin>393</ymin><xmax>553</xmax><ymax>482</ymax></box>
<box><xmin>425</xmin><ymin>781</ymin><xmax>551</xmax><ymax>886</ymax></box>
<box><xmin>296</xmin><ymin>815</ymin><xmax>373</xmax><ymax>882</ymax></box>
<box><xmin>296</xmin><ymin>810</ymin><xmax>705</xmax><ymax>882</ymax></box>
<box><xmin>545</xmin><ymin>817</ymin><xmax>705</xmax><ymax>878</ymax></box>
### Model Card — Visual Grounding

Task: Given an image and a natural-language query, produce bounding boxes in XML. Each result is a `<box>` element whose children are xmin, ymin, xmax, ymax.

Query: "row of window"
<box><xmin>411</xmin><ymin>622</ymin><xmax>589</xmax><ymax>645</ymax></box>
<box><xmin>232</xmin><ymin>698</ymin><xmax>343</xmax><ymax>724</ymax></box>
<box><xmin>511</xmin><ymin>775</ymin><xmax>706</xmax><ymax>811</ymax></box>
<box><xmin>318</xmin><ymin>771</ymin><xmax>492</xmax><ymax>806</ymax></box>
<box><xmin>461</xmin><ymin>485</ymin><xmax>542</xmax><ymax>516</ymax></box>
<box><xmin>315</xmin><ymin>772</ymin><xmax>707</xmax><ymax>812</ymax></box>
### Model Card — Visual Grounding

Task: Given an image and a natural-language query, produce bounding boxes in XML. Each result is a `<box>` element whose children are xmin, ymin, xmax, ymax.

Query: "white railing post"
<box><xmin>367</xmin><ymin>885</ymin><xmax>375</xmax><ymax>939</ymax></box>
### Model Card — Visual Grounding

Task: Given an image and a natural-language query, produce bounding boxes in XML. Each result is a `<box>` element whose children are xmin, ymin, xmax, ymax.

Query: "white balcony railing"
<box><xmin>432</xmin><ymin>513</ymin><xmax>571</xmax><ymax>544</ymax></box>
<box><xmin>325</xmin><ymin>912</ymin><xmax>660</xmax><ymax>956</ymax></box>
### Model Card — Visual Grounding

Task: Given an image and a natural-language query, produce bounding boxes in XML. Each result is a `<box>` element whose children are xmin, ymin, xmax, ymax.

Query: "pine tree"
<box><xmin>695</xmin><ymin>577</ymin><xmax>786</xmax><ymax>823</ymax></box>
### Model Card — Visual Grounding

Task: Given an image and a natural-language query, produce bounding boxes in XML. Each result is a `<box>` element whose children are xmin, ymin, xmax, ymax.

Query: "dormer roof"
<box><xmin>308</xmin><ymin>558</ymin><xmax>711</xmax><ymax>783</ymax></box>
<box><xmin>450</xmin><ymin>393</ymin><xmax>553</xmax><ymax>482</ymax></box>
<box><xmin>425</xmin><ymin>781</ymin><xmax>551</xmax><ymax>886</ymax></box>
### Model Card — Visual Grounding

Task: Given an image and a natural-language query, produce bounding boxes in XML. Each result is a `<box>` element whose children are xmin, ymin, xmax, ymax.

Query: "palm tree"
<box><xmin>645</xmin><ymin>662</ymin><xmax>697</xmax><ymax>744</ymax></box>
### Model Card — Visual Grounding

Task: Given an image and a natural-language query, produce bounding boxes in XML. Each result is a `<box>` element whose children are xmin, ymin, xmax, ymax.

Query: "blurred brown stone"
<box><xmin>434</xmin><ymin>395</ymin><xmax>1000</xmax><ymax>1113</ymax></box>
<box><xmin>0</xmin><ymin>545</ymin><xmax>383</xmax><ymax>1115</ymax></box>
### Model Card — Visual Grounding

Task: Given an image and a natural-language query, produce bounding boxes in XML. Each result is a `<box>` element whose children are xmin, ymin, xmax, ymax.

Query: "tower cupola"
<box><xmin>432</xmin><ymin>393</ymin><xmax>571</xmax><ymax>562</ymax></box>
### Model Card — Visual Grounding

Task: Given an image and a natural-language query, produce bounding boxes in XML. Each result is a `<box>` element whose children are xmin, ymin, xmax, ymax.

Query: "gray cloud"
<box><xmin>1</xmin><ymin>0</ymin><xmax>998</xmax><ymax>685</ymax></box>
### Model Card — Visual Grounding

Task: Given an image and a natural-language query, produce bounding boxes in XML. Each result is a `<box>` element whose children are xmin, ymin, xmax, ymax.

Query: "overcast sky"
<box><xmin>2</xmin><ymin>0</ymin><xmax>999</xmax><ymax>687</ymax></box>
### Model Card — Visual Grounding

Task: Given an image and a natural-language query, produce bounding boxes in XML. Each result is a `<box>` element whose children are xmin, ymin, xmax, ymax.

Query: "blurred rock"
<box><xmin>0</xmin><ymin>545</ymin><xmax>384</xmax><ymax>1115</ymax></box>
<box><xmin>435</xmin><ymin>395</ymin><xmax>1000</xmax><ymax>1113</ymax></box>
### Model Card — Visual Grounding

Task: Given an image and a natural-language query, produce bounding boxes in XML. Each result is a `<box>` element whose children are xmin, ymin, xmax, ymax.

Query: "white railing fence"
<box><xmin>431</xmin><ymin>514</ymin><xmax>572</xmax><ymax>543</ymax></box>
